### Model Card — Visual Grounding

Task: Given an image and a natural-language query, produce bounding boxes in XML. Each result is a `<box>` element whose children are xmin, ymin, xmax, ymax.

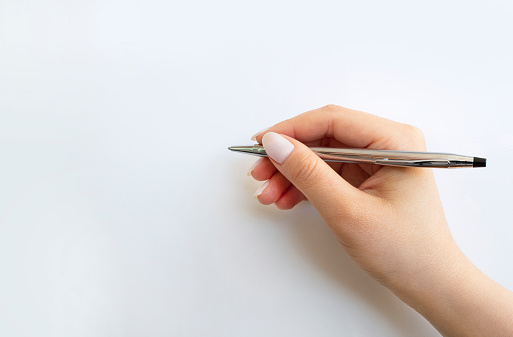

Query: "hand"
<box><xmin>248</xmin><ymin>105</ymin><xmax>513</xmax><ymax>337</ymax></box>
<box><xmin>251</xmin><ymin>105</ymin><xmax>453</xmax><ymax>286</ymax></box>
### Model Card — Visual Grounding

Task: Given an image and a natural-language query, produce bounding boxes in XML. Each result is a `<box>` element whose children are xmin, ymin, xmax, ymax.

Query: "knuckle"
<box><xmin>402</xmin><ymin>123</ymin><xmax>426</xmax><ymax>148</ymax></box>
<box><xmin>291</xmin><ymin>153</ymin><xmax>320</xmax><ymax>185</ymax></box>
<box><xmin>322</xmin><ymin>104</ymin><xmax>344</xmax><ymax>113</ymax></box>
<box><xmin>406</xmin><ymin>124</ymin><xmax>424</xmax><ymax>138</ymax></box>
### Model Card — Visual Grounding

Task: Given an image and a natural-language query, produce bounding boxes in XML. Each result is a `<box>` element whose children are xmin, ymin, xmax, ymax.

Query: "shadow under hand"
<box><xmin>262</xmin><ymin>202</ymin><xmax>435</xmax><ymax>336</ymax></box>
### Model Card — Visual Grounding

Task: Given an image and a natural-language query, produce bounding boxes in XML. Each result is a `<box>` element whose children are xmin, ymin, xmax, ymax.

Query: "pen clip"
<box><xmin>375</xmin><ymin>159</ymin><xmax>451</xmax><ymax>168</ymax></box>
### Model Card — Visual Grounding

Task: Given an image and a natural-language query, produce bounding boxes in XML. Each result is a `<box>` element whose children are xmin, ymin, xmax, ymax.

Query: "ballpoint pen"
<box><xmin>228</xmin><ymin>145</ymin><xmax>486</xmax><ymax>168</ymax></box>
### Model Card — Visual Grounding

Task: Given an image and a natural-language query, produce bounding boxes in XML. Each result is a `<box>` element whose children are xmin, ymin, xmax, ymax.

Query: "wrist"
<box><xmin>384</xmin><ymin>242</ymin><xmax>477</xmax><ymax>328</ymax></box>
<box><xmin>387</xmin><ymin>243</ymin><xmax>513</xmax><ymax>336</ymax></box>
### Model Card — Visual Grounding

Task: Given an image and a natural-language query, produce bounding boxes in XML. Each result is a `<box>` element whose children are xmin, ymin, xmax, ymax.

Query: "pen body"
<box><xmin>228</xmin><ymin>145</ymin><xmax>485</xmax><ymax>168</ymax></box>
<box><xmin>310</xmin><ymin>147</ymin><xmax>474</xmax><ymax>168</ymax></box>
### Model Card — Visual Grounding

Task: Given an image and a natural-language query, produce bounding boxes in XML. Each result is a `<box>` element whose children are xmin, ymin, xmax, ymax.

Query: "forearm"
<box><xmin>391</xmin><ymin>246</ymin><xmax>513</xmax><ymax>337</ymax></box>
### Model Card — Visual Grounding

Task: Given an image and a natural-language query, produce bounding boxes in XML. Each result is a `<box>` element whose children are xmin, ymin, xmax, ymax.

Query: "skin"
<box><xmin>249</xmin><ymin>105</ymin><xmax>513</xmax><ymax>337</ymax></box>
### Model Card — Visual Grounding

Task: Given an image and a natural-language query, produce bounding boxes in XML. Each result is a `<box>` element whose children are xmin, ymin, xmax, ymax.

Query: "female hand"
<box><xmin>249</xmin><ymin>105</ymin><xmax>513</xmax><ymax>337</ymax></box>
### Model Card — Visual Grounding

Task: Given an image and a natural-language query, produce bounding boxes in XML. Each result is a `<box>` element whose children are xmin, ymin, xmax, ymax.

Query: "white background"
<box><xmin>1</xmin><ymin>0</ymin><xmax>512</xmax><ymax>336</ymax></box>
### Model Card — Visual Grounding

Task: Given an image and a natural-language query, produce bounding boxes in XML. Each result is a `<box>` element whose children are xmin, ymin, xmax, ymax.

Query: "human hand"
<box><xmin>248</xmin><ymin>105</ymin><xmax>513</xmax><ymax>336</ymax></box>
<box><xmin>250</xmin><ymin>105</ymin><xmax>457</xmax><ymax>288</ymax></box>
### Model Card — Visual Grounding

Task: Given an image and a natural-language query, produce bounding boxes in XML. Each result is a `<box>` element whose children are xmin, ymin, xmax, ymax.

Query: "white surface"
<box><xmin>1</xmin><ymin>1</ymin><xmax>512</xmax><ymax>336</ymax></box>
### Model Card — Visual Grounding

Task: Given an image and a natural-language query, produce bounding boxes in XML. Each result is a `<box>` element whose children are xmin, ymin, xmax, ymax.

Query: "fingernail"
<box><xmin>251</xmin><ymin>127</ymin><xmax>270</xmax><ymax>141</ymax></box>
<box><xmin>253</xmin><ymin>180</ymin><xmax>270</xmax><ymax>199</ymax></box>
<box><xmin>247</xmin><ymin>157</ymin><xmax>263</xmax><ymax>176</ymax></box>
<box><xmin>262</xmin><ymin>132</ymin><xmax>294</xmax><ymax>164</ymax></box>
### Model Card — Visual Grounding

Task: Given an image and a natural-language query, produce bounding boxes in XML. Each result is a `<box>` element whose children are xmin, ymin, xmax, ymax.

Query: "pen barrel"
<box><xmin>310</xmin><ymin>148</ymin><xmax>475</xmax><ymax>168</ymax></box>
<box><xmin>228</xmin><ymin>145</ymin><xmax>483</xmax><ymax>168</ymax></box>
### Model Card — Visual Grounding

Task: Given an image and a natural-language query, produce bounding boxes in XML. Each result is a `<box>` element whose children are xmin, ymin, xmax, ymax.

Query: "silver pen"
<box><xmin>228</xmin><ymin>145</ymin><xmax>486</xmax><ymax>168</ymax></box>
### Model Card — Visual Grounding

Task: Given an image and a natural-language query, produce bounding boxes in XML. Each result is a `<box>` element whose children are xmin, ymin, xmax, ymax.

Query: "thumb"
<box><xmin>261</xmin><ymin>132</ymin><xmax>369</xmax><ymax>222</ymax></box>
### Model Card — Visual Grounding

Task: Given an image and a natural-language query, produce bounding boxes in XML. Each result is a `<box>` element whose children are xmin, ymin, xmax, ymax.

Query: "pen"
<box><xmin>228</xmin><ymin>145</ymin><xmax>486</xmax><ymax>168</ymax></box>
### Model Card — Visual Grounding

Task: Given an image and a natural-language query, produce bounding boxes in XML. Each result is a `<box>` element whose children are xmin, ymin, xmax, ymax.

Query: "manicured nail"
<box><xmin>251</xmin><ymin>127</ymin><xmax>270</xmax><ymax>141</ymax></box>
<box><xmin>262</xmin><ymin>132</ymin><xmax>294</xmax><ymax>164</ymax></box>
<box><xmin>253</xmin><ymin>180</ymin><xmax>270</xmax><ymax>199</ymax></box>
<box><xmin>247</xmin><ymin>157</ymin><xmax>263</xmax><ymax>176</ymax></box>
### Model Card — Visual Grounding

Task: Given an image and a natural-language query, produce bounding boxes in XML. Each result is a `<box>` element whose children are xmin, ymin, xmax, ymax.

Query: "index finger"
<box><xmin>253</xmin><ymin>105</ymin><xmax>426</xmax><ymax>151</ymax></box>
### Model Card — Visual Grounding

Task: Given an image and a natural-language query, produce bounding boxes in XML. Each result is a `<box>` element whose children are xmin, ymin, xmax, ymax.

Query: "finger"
<box><xmin>248</xmin><ymin>157</ymin><xmax>277</xmax><ymax>181</ymax></box>
<box><xmin>338</xmin><ymin>163</ymin><xmax>375</xmax><ymax>188</ymax></box>
<box><xmin>261</xmin><ymin>132</ymin><xmax>375</xmax><ymax>223</ymax></box>
<box><xmin>254</xmin><ymin>171</ymin><xmax>292</xmax><ymax>205</ymax></box>
<box><xmin>254</xmin><ymin>105</ymin><xmax>426</xmax><ymax>151</ymax></box>
<box><xmin>275</xmin><ymin>185</ymin><xmax>307</xmax><ymax>210</ymax></box>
